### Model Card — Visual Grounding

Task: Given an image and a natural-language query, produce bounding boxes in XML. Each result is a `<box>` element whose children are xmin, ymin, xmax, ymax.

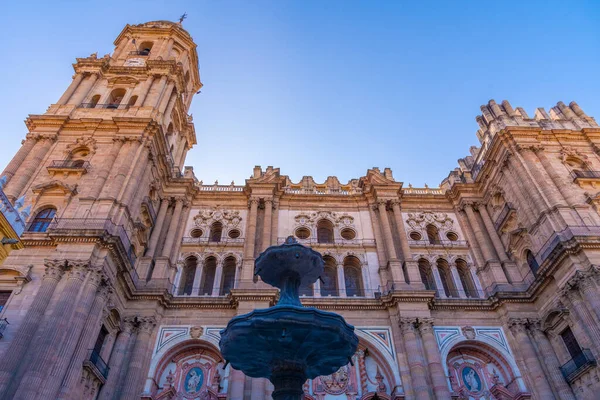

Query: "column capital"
<box><xmin>398</xmin><ymin>317</ymin><xmax>417</xmax><ymax>334</ymax></box>
<box><xmin>506</xmin><ymin>318</ymin><xmax>528</xmax><ymax>335</ymax></box>
<box><xmin>568</xmin><ymin>270</ymin><xmax>596</xmax><ymax>292</ymax></box>
<box><xmin>87</xmin><ymin>267</ymin><xmax>107</xmax><ymax>288</ymax></box>
<box><xmin>417</xmin><ymin>318</ymin><xmax>435</xmax><ymax>335</ymax></box>
<box><xmin>389</xmin><ymin>199</ymin><xmax>402</xmax><ymax>208</ymax></box>
<box><xmin>138</xmin><ymin>316</ymin><xmax>157</xmax><ymax>334</ymax></box>
<box><xmin>43</xmin><ymin>259</ymin><xmax>67</xmax><ymax>280</ymax></box>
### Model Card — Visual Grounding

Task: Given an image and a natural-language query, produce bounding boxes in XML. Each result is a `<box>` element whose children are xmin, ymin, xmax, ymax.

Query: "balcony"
<box><xmin>560</xmin><ymin>349</ymin><xmax>596</xmax><ymax>383</ymax></box>
<box><xmin>182</xmin><ymin>237</ymin><xmax>245</xmax><ymax>245</ymax></box>
<box><xmin>407</xmin><ymin>239</ymin><xmax>468</xmax><ymax>248</ymax></box>
<box><xmin>85</xmin><ymin>349</ymin><xmax>109</xmax><ymax>380</ymax></box>
<box><xmin>78</xmin><ymin>103</ymin><xmax>131</xmax><ymax>110</ymax></box>
<box><xmin>276</xmin><ymin>237</ymin><xmax>376</xmax><ymax>247</ymax></box>
<box><xmin>47</xmin><ymin>160</ymin><xmax>90</xmax><ymax>177</ymax></box>
<box><xmin>129</xmin><ymin>50</ymin><xmax>150</xmax><ymax>56</ymax></box>
<box><xmin>0</xmin><ymin>318</ymin><xmax>8</xmax><ymax>339</ymax></box>
<box><xmin>48</xmin><ymin>218</ymin><xmax>135</xmax><ymax>266</ymax></box>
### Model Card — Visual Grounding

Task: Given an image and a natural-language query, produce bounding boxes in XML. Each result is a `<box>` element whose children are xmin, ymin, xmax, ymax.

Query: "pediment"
<box><xmin>31</xmin><ymin>180</ymin><xmax>78</xmax><ymax>196</ymax></box>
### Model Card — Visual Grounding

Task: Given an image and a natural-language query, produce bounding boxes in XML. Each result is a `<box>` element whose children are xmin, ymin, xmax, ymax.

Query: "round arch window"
<box><xmin>228</xmin><ymin>229</ymin><xmax>241</xmax><ymax>239</ymax></box>
<box><xmin>295</xmin><ymin>227</ymin><xmax>311</xmax><ymax>239</ymax></box>
<box><xmin>190</xmin><ymin>228</ymin><xmax>203</xmax><ymax>238</ymax></box>
<box><xmin>340</xmin><ymin>228</ymin><xmax>356</xmax><ymax>240</ymax></box>
<box><xmin>409</xmin><ymin>231</ymin><xmax>422</xmax><ymax>240</ymax></box>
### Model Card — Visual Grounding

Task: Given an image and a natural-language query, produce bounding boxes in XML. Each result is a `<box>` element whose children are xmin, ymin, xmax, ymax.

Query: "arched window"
<box><xmin>426</xmin><ymin>224</ymin><xmax>440</xmax><ymax>244</ymax></box>
<box><xmin>299</xmin><ymin>279</ymin><xmax>313</xmax><ymax>296</ymax></box>
<box><xmin>178</xmin><ymin>256</ymin><xmax>197</xmax><ymax>295</ymax></box>
<box><xmin>220</xmin><ymin>256</ymin><xmax>236</xmax><ymax>295</ymax></box>
<box><xmin>138</xmin><ymin>41</ymin><xmax>153</xmax><ymax>56</ymax></box>
<box><xmin>418</xmin><ymin>258</ymin><xmax>436</xmax><ymax>291</ymax></box>
<box><xmin>88</xmin><ymin>94</ymin><xmax>101</xmax><ymax>108</ymax></box>
<box><xmin>200</xmin><ymin>257</ymin><xmax>217</xmax><ymax>295</ymax></box>
<box><xmin>321</xmin><ymin>256</ymin><xmax>338</xmax><ymax>296</ymax></box>
<box><xmin>343</xmin><ymin>256</ymin><xmax>363</xmax><ymax>297</ymax></box>
<box><xmin>437</xmin><ymin>259</ymin><xmax>457</xmax><ymax>297</ymax></box>
<box><xmin>317</xmin><ymin>219</ymin><xmax>334</xmax><ymax>244</ymax></box>
<box><xmin>456</xmin><ymin>258</ymin><xmax>477</xmax><ymax>298</ymax></box>
<box><xmin>28</xmin><ymin>207</ymin><xmax>56</xmax><ymax>232</ymax></box>
<box><xmin>526</xmin><ymin>250</ymin><xmax>539</xmax><ymax>275</ymax></box>
<box><xmin>127</xmin><ymin>95</ymin><xmax>138</xmax><ymax>107</ymax></box>
<box><xmin>107</xmin><ymin>88</ymin><xmax>126</xmax><ymax>109</ymax></box>
<box><xmin>209</xmin><ymin>222</ymin><xmax>223</xmax><ymax>242</ymax></box>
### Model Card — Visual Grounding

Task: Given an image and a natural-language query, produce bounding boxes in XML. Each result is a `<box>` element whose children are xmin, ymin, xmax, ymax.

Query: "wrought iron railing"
<box><xmin>78</xmin><ymin>103</ymin><xmax>130</xmax><ymax>110</ymax></box>
<box><xmin>182</xmin><ymin>237</ymin><xmax>245</xmax><ymax>245</ymax></box>
<box><xmin>407</xmin><ymin>239</ymin><xmax>468</xmax><ymax>247</ymax></box>
<box><xmin>129</xmin><ymin>50</ymin><xmax>150</xmax><ymax>56</ymax></box>
<box><xmin>88</xmin><ymin>349</ymin><xmax>110</xmax><ymax>379</ymax></box>
<box><xmin>560</xmin><ymin>349</ymin><xmax>596</xmax><ymax>382</ymax></box>
<box><xmin>571</xmin><ymin>170</ymin><xmax>600</xmax><ymax>180</ymax></box>
<box><xmin>276</xmin><ymin>237</ymin><xmax>376</xmax><ymax>246</ymax></box>
<box><xmin>0</xmin><ymin>318</ymin><xmax>9</xmax><ymax>339</ymax></box>
<box><xmin>47</xmin><ymin>160</ymin><xmax>90</xmax><ymax>170</ymax></box>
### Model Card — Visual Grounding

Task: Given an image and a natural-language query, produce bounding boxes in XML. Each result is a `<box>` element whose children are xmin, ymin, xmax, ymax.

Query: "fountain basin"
<box><xmin>220</xmin><ymin>304</ymin><xmax>358</xmax><ymax>380</ymax></box>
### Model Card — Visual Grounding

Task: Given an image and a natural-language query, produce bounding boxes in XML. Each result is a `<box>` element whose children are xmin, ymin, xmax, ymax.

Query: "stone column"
<box><xmin>508</xmin><ymin>152</ymin><xmax>548</xmax><ymax>216</ymax></box>
<box><xmin>431</xmin><ymin>264</ymin><xmax>446</xmax><ymax>298</ymax></box>
<box><xmin>419</xmin><ymin>319</ymin><xmax>451</xmax><ymax>400</ymax></box>
<box><xmin>399</xmin><ymin>318</ymin><xmax>430</xmax><ymax>399</ymax></box>
<box><xmin>478</xmin><ymin>205</ymin><xmax>509</xmax><ymax>263</ymax></box>
<box><xmin>562</xmin><ymin>286</ymin><xmax>600</xmax><ymax>357</ymax></box>
<box><xmin>88</xmin><ymin>137</ymin><xmax>125</xmax><ymax>198</ymax></box>
<box><xmin>5</xmin><ymin>135</ymin><xmax>56</xmax><ymax>201</ymax></box>
<box><xmin>573</xmin><ymin>272</ymin><xmax>600</xmax><ymax>323</ymax></box>
<box><xmin>450</xmin><ymin>264</ymin><xmax>467</xmax><ymax>298</ymax></box>
<box><xmin>170</xmin><ymin>202</ymin><xmax>190</xmax><ymax>265</ymax></box>
<box><xmin>69</xmin><ymin>73</ymin><xmax>99</xmax><ymax>106</ymax></box>
<box><xmin>464</xmin><ymin>204</ymin><xmax>496</xmax><ymax>263</ymax></box>
<box><xmin>14</xmin><ymin>260</ymin><xmax>90</xmax><ymax>399</ymax></box>
<box><xmin>57</xmin><ymin>282</ymin><xmax>112</xmax><ymax>400</ymax></box>
<box><xmin>367</xmin><ymin>203</ymin><xmax>390</xmax><ymax>284</ymax></box>
<box><xmin>270</xmin><ymin>200</ymin><xmax>279</xmax><ymax>246</ymax></box>
<box><xmin>160</xmin><ymin>197</ymin><xmax>184</xmax><ymax>259</ymax></box>
<box><xmin>228</xmin><ymin>368</ymin><xmax>246</xmax><ymax>400</ymax></box>
<box><xmin>38</xmin><ymin>269</ymin><xmax>106</xmax><ymax>399</ymax></box>
<box><xmin>192</xmin><ymin>260</ymin><xmax>204</xmax><ymax>296</ymax></box>
<box><xmin>261</xmin><ymin>199</ymin><xmax>273</xmax><ymax>251</ymax></box>
<box><xmin>144</xmin><ymin>75</ymin><xmax>167</xmax><ymax>107</ymax></box>
<box><xmin>146</xmin><ymin>198</ymin><xmax>170</xmax><ymax>257</ymax></box>
<box><xmin>158</xmin><ymin>81</ymin><xmax>175</xmax><ymax>113</ymax></box>
<box><xmin>0</xmin><ymin>260</ymin><xmax>65</xmax><ymax>397</ymax></box>
<box><xmin>507</xmin><ymin>319</ymin><xmax>554</xmax><ymax>399</ymax></box>
<box><xmin>521</xmin><ymin>146</ymin><xmax>564</xmax><ymax>209</ymax></box>
<box><xmin>121</xmin><ymin>317</ymin><xmax>157</xmax><ymax>399</ymax></box>
<box><xmin>57</xmin><ymin>74</ymin><xmax>84</xmax><ymax>105</ymax></box>
<box><xmin>212</xmin><ymin>260</ymin><xmax>224</xmax><ymax>296</ymax></box>
<box><xmin>534</xmin><ymin>148</ymin><xmax>579</xmax><ymax>206</ymax></box>
<box><xmin>388</xmin><ymin>311</ymin><xmax>414</xmax><ymax>398</ymax></box>
<box><xmin>135</xmin><ymin>76</ymin><xmax>155</xmax><ymax>106</ymax></box>
<box><xmin>241</xmin><ymin>197</ymin><xmax>259</xmax><ymax>282</ymax></box>
<box><xmin>337</xmin><ymin>263</ymin><xmax>347</xmax><ymax>297</ymax></box>
<box><xmin>529</xmin><ymin>321</ymin><xmax>576</xmax><ymax>400</ymax></box>
<box><xmin>1</xmin><ymin>135</ymin><xmax>38</xmax><ymax>184</ymax></box>
<box><xmin>96</xmin><ymin>321</ymin><xmax>135</xmax><ymax>400</ymax></box>
<box><xmin>456</xmin><ymin>209</ymin><xmax>485</xmax><ymax>268</ymax></box>
<box><xmin>119</xmin><ymin>143</ymin><xmax>151</xmax><ymax>206</ymax></box>
<box><xmin>163</xmin><ymin>90</ymin><xmax>178</xmax><ymax>121</ymax></box>
<box><xmin>390</xmin><ymin>200</ymin><xmax>412</xmax><ymax>261</ymax></box>
<box><xmin>102</xmin><ymin>140</ymin><xmax>141</xmax><ymax>200</ymax></box>
<box><xmin>377</xmin><ymin>200</ymin><xmax>398</xmax><ymax>263</ymax></box>
<box><xmin>500</xmin><ymin>162</ymin><xmax>537</xmax><ymax>227</ymax></box>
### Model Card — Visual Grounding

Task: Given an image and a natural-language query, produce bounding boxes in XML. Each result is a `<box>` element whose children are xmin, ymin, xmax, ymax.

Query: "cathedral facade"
<box><xmin>0</xmin><ymin>20</ymin><xmax>599</xmax><ymax>400</ymax></box>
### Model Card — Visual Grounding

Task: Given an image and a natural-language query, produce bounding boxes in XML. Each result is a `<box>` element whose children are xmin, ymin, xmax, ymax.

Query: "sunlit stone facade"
<box><xmin>0</xmin><ymin>20</ymin><xmax>599</xmax><ymax>400</ymax></box>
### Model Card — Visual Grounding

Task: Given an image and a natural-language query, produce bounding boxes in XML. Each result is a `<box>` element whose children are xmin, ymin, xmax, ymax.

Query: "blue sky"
<box><xmin>1</xmin><ymin>1</ymin><xmax>598</xmax><ymax>187</ymax></box>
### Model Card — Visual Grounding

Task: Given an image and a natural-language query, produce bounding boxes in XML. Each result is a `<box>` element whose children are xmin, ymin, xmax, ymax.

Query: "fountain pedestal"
<box><xmin>220</xmin><ymin>237</ymin><xmax>358</xmax><ymax>400</ymax></box>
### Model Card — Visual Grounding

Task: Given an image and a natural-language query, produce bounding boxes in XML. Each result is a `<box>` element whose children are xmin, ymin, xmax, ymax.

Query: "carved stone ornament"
<box><xmin>406</xmin><ymin>211</ymin><xmax>454</xmax><ymax>230</ymax></box>
<box><xmin>190</xmin><ymin>326</ymin><xmax>204</xmax><ymax>339</ymax></box>
<box><xmin>461</xmin><ymin>326</ymin><xmax>476</xmax><ymax>340</ymax></box>
<box><xmin>320</xmin><ymin>365</ymin><xmax>350</xmax><ymax>394</ymax></box>
<box><xmin>294</xmin><ymin>211</ymin><xmax>354</xmax><ymax>227</ymax></box>
<box><xmin>193</xmin><ymin>207</ymin><xmax>242</xmax><ymax>229</ymax></box>
<box><xmin>64</xmin><ymin>136</ymin><xmax>98</xmax><ymax>156</ymax></box>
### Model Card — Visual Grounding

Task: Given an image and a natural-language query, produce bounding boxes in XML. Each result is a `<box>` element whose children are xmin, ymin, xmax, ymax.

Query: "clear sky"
<box><xmin>1</xmin><ymin>1</ymin><xmax>598</xmax><ymax>187</ymax></box>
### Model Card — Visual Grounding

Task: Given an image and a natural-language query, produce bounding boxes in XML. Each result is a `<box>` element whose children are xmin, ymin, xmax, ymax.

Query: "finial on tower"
<box><xmin>178</xmin><ymin>12</ymin><xmax>188</xmax><ymax>24</ymax></box>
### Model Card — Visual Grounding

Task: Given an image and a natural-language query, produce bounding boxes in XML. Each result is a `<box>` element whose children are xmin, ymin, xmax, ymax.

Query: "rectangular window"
<box><xmin>0</xmin><ymin>291</ymin><xmax>11</xmax><ymax>312</ymax></box>
<box><xmin>93</xmin><ymin>326</ymin><xmax>109</xmax><ymax>355</ymax></box>
<box><xmin>561</xmin><ymin>327</ymin><xmax>583</xmax><ymax>359</ymax></box>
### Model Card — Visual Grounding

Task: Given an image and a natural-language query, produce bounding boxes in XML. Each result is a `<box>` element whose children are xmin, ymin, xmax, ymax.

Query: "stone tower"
<box><xmin>0</xmin><ymin>20</ymin><xmax>201</xmax><ymax>399</ymax></box>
